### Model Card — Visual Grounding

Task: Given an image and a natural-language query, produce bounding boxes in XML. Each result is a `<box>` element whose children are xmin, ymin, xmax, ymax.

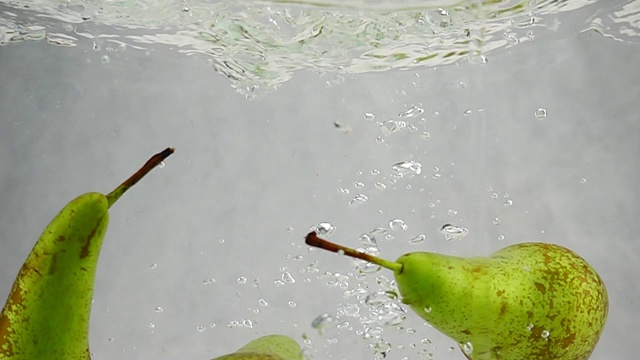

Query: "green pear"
<box><xmin>211</xmin><ymin>335</ymin><xmax>303</xmax><ymax>360</ymax></box>
<box><xmin>0</xmin><ymin>148</ymin><xmax>174</xmax><ymax>359</ymax></box>
<box><xmin>305</xmin><ymin>231</ymin><xmax>608</xmax><ymax>360</ymax></box>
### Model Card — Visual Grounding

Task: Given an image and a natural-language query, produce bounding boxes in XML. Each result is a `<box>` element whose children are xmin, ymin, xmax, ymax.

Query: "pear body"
<box><xmin>212</xmin><ymin>335</ymin><xmax>302</xmax><ymax>360</ymax></box>
<box><xmin>395</xmin><ymin>242</ymin><xmax>608</xmax><ymax>360</ymax></box>
<box><xmin>0</xmin><ymin>192</ymin><xmax>109</xmax><ymax>359</ymax></box>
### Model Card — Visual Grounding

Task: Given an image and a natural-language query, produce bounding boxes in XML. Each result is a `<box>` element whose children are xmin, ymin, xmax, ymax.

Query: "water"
<box><xmin>0</xmin><ymin>0</ymin><xmax>639</xmax><ymax>359</ymax></box>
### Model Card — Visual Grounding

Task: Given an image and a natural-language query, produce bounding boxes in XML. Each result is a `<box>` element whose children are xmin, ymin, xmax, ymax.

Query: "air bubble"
<box><xmin>398</xmin><ymin>105</ymin><xmax>424</xmax><ymax>118</ymax></box>
<box><xmin>441</xmin><ymin>224</ymin><xmax>468</xmax><ymax>241</ymax></box>
<box><xmin>364</xmin><ymin>113</ymin><xmax>375</xmax><ymax>120</ymax></box>
<box><xmin>243</xmin><ymin>319</ymin><xmax>254</xmax><ymax>328</ymax></box>
<box><xmin>504</xmin><ymin>199</ymin><xmax>513</xmax><ymax>207</ymax></box>
<box><xmin>425</xmin><ymin>8</ymin><xmax>451</xmax><ymax>28</ymax></box>
<box><xmin>288</xmin><ymin>301</ymin><xmax>297</xmax><ymax>308</ymax></box>
<box><xmin>282</xmin><ymin>271</ymin><xmax>296</xmax><ymax>284</ymax></box>
<box><xmin>312</xmin><ymin>313</ymin><xmax>336</xmax><ymax>333</ymax></box>
<box><xmin>202</xmin><ymin>278</ymin><xmax>215</xmax><ymax>285</ymax></box>
<box><xmin>359</xmin><ymin>233</ymin><xmax>377</xmax><ymax>246</ymax></box>
<box><xmin>420</xmin><ymin>132</ymin><xmax>431</xmax><ymax>140</ymax></box>
<box><xmin>541</xmin><ymin>330</ymin><xmax>550</xmax><ymax>339</ymax></box>
<box><xmin>237</xmin><ymin>277</ymin><xmax>247</xmax><ymax>284</ymax></box>
<box><xmin>527</xmin><ymin>323</ymin><xmax>534</xmax><ymax>331</ymax></box>
<box><xmin>381</xmin><ymin>120</ymin><xmax>406</xmax><ymax>135</ymax></box>
<box><xmin>462</xmin><ymin>342</ymin><xmax>474</xmax><ymax>355</ymax></box>
<box><xmin>197</xmin><ymin>325</ymin><xmax>206</xmax><ymax>333</ymax></box>
<box><xmin>374</xmin><ymin>182</ymin><xmax>386</xmax><ymax>190</ymax></box>
<box><xmin>392</xmin><ymin>161</ymin><xmax>422</xmax><ymax>176</ymax></box>
<box><xmin>154</xmin><ymin>307</ymin><xmax>163</xmax><ymax>313</ymax></box>
<box><xmin>535</xmin><ymin>108</ymin><xmax>547</xmax><ymax>119</ymax></box>
<box><xmin>424</xmin><ymin>307</ymin><xmax>432</xmax><ymax>313</ymax></box>
<box><xmin>316</xmin><ymin>222</ymin><xmax>335</xmax><ymax>235</ymax></box>
<box><xmin>259</xmin><ymin>298</ymin><xmax>269</xmax><ymax>307</ymax></box>
<box><xmin>493</xmin><ymin>218</ymin><xmax>501</xmax><ymax>225</ymax></box>
<box><xmin>409</xmin><ymin>234</ymin><xmax>426</xmax><ymax>245</ymax></box>
<box><xmin>349</xmin><ymin>194</ymin><xmax>368</xmax><ymax>206</ymax></box>
<box><xmin>101</xmin><ymin>55</ymin><xmax>110</xmax><ymax>64</ymax></box>
<box><xmin>389</xmin><ymin>219</ymin><xmax>408</xmax><ymax>231</ymax></box>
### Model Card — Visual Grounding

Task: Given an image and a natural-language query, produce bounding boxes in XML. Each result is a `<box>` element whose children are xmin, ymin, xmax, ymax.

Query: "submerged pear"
<box><xmin>305</xmin><ymin>231</ymin><xmax>608</xmax><ymax>360</ymax></box>
<box><xmin>212</xmin><ymin>335</ymin><xmax>302</xmax><ymax>360</ymax></box>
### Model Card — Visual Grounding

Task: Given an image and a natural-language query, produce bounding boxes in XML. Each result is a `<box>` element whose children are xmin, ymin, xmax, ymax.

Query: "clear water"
<box><xmin>0</xmin><ymin>0</ymin><xmax>639</xmax><ymax>359</ymax></box>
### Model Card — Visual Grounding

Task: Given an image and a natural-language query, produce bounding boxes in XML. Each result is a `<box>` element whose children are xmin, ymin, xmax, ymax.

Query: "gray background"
<box><xmin>1</xmin><ymin>24</ymin><xmax>639</xmax><ymax>359</ymax></box>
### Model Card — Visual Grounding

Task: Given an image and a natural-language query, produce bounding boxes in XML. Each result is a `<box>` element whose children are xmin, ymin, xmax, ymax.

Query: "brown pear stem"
<box><xmin>106</xmin><ymin>147</ymin><xmax>175</xmax><ymax>207</ymax></box>
<box><xmin>305</xmin><ymin>231</ymin><xmax>403</xmax><ymax>272</ymax></box>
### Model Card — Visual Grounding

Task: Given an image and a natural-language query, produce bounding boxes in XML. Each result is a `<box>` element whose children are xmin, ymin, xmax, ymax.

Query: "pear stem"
<box><xmin>106</xmin><ymin>147</ymin><xmax>175</xmax><ymax>207</ymax></box>
<box><xmin>305</xmin><ymin>231</ymin><xmax>403</xmax><ymax>273</ymax></box>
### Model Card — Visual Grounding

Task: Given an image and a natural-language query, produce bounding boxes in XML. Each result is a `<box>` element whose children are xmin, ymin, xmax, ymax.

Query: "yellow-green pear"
<box><xmin>212</xmin><ymin>335</ymin><xmax>303</xmax><ymax>360</ymax></box>
<box><xmin>305</xmin><ymin>231</ymin><xmax>608</xmax><ymax>360</ymax></box>
<box><xmin>0</xmin><ymin>148</ymin><xmax>174</xmax><ymax>359</ymax></box>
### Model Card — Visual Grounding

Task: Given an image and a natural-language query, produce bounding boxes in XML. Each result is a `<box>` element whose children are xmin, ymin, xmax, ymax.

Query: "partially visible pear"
<box><xmin>212</xmin><ymin>335</ymin><xmax>303</xmax><ymax>360</ymax></box>
<box><xmin>305</xmin><ymin>231</ymin><xmax>608</xmax><ymax>360</ymax></box>
<box><xmin>0</xmin><ymin>148</ymin><xmax>174</xmax><ymax>359</ymax></box>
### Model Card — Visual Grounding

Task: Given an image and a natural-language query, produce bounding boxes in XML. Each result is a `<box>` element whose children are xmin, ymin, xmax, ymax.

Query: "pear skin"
<box><xmin>306</xmin><ymin>231</ymin><xmax>608</xmax><ymax>360</ymax></box>
<box><xmin>0</xmin><ymin>148</ymin><xmax>174</xmax><ymax>359</ymax></box>
<box><xmin>212</xmin><ymin>335</ymin><xmax>303</xmax><ymax>360</ymax></box>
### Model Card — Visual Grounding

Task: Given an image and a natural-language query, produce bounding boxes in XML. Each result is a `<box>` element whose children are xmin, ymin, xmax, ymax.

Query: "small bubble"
<box><xmin>101</xmin><ymin>55</ymin><xmax>110</xmax><ymax>64</ymax></box>
<box><xmin>338</xmin><ymin>187</ymin><xmax>350</xmax><ymax>195</ymax></box>
<box><xmin>288</xmin><ymin>301</ymin><xmax>297</xmax><ymax>308</ymax></box>
<box><xmin>359</xmin><ymin>233</ymin><xmax>377</xmax><ymax>246</ymax></box>
<box><xmin>493</xmin><ymin>218</ymin><xmax>501</xmax><ymax>225</ymax></box>
<box><xmin>541</xmin><ymin>330</ymin><xmax>550</xmax><ymax>339</ymax></box>
<box><xmin>312</xmin><ymin>313</ymin><xmax>336</xmax><ymax>333</ymax></box>
<box><xmin>238</xmin><ymin>277</ymin><xmax>247</xmax><ymax>284</ymax></box>
<box><xmin>374</xmin><ymin>182</ymin><xmax>386</xmax><ymax>191</ymax></box>
<box><xmin>349</xmin><ymin>194</ymin><xmax>368</xmax><ymax>206</ymax></box>
<box><xmin>364</xmin><ymin>113</ymin><xmax>375</xmax><ymax>120</ymax></box>
<box><xmin>150</xmin><ymin>263</ymin><xmax>157</xmax><ymax>269</ymax></box>
<box><xmin>259</xmin><ymin>298</ymin><xmax>269</xmax><ymax>307</ymax></box>
<box><xmin>354</xmin><ymin>181</ymin><xmax>365</xmax><ymax>188</ymax></box>
<box><xmin>197</xmin><ymin>325</ymin><xmax>206</xmax><ymax>333</ymax></box>
<box><xmin>202</xmin><ymin>278</ymin><xmax>215</xmax><ymax>285</ymax></box>
<box><xmin>535</xmin><ymin>108</ymin><xmax>547</xmax><ymax>119</ymax></box>
<box><xmin>381</xmin><ymin>120</ymin><xmax>406</xmax><ymax>135</ymax></box>
<box><xmin>343</xmin><ymin>303</ymin><xmax>360</xmax><ymax>317</ymax></box>
<box><xmin>316</xmin><ymin>222</ymin><xmax>335</xmax><ymax>235</ymax></box>
<box><xmin>527</xmin><ymin>323</ymin><xmax>534</xmax><ymax>331</ymax></box>
<box><xmin>441</xmin><ymin>224</ymin><xmax>468</xmax><ymax>241</ymax></box>
<box><xmin>463</xmin><ymin>109</ymin><xmax>472</xmax><ymax>116</ymax></box>
<box><xmin>448</xmin><ymin>209</ymin><xmax>458</xmax><ymax>216</ymax></box>
<box><xmin>389</xmin><ymin>219</ymin><xmax>408</xmax><ymax>231</ymax></box>
<box><xmin>497</xmin><ymin>234</ymin><xmax>505</xmax><ymax>241</ymax></box>
<box><xmin>148</xmin><ymin>322</ymin><xmax>155</xmax><ymax>328</ymax></box>
<box><xmin>375</xmin><ymin>136</ymin><xmax>385</xmax><ymax>144</ymax></box>
<box><xmin>398</xmin><ymin>105</ymin><xmax>424</xmax><ymax>118</ymax></box>
<box><xmin>420</xmin><ymin>131</ymin><xmax>431</xmax><ymax>140</ymax></box>
<box><xmin>424</xmin><ymin>306</ymin><xmax>432</xmax><ymax>313</ymax></box>
<box><xmin>580</xmin><ymin>178</ymin><xmax>587</xmax><ymax>183</ymax></box>
<box><xmin>392</xmin><ymin>161</ymin><xmax>422</xmax><ymax>176</ymax></box>
<box><xmin>462</xmin><ymin>342</ymin><xmax>474</xmax><ymax>355</ymax></box>
<box><xmin>504</xmin><ymin>199</ymin><xmax>513</xmax><ymax>207</ymax></box>
<box><xmin>409</xmin><ymin>234</ymin><xmax>426</xmax><ymax>245</ymax></box>
<box><xmin>243</xmin><ymin>319</ymin><xmax>254</xmax><ymax>328</ymax></box>
<box><xmin>282</xmin><ymin>271</ymin><xmax>296</xmax><ymax>284</ymax></box>
<box><xmin>425</xmin><ymin>8</ymin><xmax>451</xmax><ymax>28</ymax></box>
